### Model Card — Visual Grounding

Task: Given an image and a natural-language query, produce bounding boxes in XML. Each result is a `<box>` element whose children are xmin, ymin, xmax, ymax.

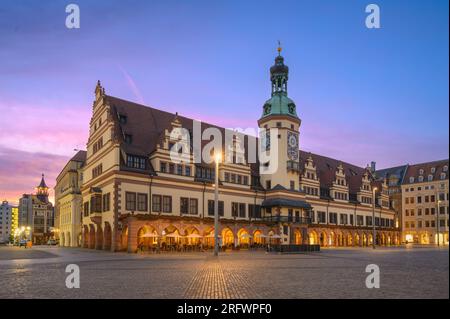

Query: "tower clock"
<box><xmin>287</xmin><ymin>131</ymin><xmax>298</xmax><ymax>160</ymax></box>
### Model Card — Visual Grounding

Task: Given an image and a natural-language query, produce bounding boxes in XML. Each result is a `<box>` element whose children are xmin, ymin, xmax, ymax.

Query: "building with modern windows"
<box><xmin>0</xmin><ymin>201</ymin><xmax>18</xmax><ymax>243</ymax></box>
<box><xmin>400</xmin><ymin>160</ymin><xmax>449</xmax><ymax>245</ymax></box>
<box><xmin>78</xmin><ymin>49</ymin><xmax>399</xmax><ymax>253</ymax></box>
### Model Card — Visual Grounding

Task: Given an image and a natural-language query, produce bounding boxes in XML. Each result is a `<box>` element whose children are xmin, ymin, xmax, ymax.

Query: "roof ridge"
<box><xmin>407</xmin><ymin>159</ymin><xmax>449</xmax><ymax>167</ymax></box>
<box><xmin>300</xmin><ymin>149</ymin><xmax>366</xmax><ymax>171</ymax></box>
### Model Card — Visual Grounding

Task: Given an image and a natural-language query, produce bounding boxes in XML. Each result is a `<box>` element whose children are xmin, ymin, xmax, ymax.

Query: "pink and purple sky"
<box><xmin>0</xmin><ymin>0</ymin><xmax>448</xmax><ymax>205</ymax></box>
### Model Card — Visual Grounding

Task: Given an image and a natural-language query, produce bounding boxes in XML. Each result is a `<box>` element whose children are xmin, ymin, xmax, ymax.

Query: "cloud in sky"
<box><xmin>0</xmin><ymin>146</ymin><xmax>70</xmax><ymax>205</ymax></box>
<box><xmin>0</xmin><ymin>98</ymin><xmax>90</xmax><ymax>155</ymax></box>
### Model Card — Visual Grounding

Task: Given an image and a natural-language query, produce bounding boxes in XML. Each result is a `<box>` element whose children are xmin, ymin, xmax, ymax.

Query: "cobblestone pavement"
<box><xmin>0</xmin><ymin>246</ymin><xmax>58</xmax><ymax>260</ymax></box>
<box><xmin>0</xmin><ymin>246</ymin><xmax>448</xmax><ymax>299</ymax></box>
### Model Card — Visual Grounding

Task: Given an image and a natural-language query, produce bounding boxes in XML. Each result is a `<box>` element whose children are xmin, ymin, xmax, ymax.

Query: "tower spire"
<box><xmin>259</xmin><ymin>44</ymin><xmax>299</xmax><ymax>120</ymax></box>
<box><xmin>270</xmin><ymin>44</ymin><xmax>289</xmax><ymax>96</ymax></box>
<box><xmin>36</xmin><ymin>173</ymin><xmax>49</xmax><ymax>202</ymax></box>
<box><xmin>277</xmin><ymin>40</ymin><xmax>282</xmax><ymax>56</ymax></box>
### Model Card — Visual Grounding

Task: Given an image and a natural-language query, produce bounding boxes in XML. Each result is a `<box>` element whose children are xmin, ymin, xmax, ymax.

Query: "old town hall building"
<box><xmin>80</xmin><ymin>49</ymin><xmax>399</xmax><ymax>252</ymax></box>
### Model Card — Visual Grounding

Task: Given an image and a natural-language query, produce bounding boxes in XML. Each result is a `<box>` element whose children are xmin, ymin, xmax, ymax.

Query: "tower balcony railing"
<box><xmin>287</xmin><ymin>160</ymin><xmax>300</xmax><ymax>172</ymax></box>
<box><xmin>262</xmin><ymin>215</ymin><xmax>311</xmax><ymax>225</ymax></box>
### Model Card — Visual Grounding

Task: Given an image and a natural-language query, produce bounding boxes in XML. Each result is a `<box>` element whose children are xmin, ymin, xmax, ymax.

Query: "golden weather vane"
<box><xmin>277</xmin><ymin>40</ymin><xmax>282</xmax><ymax>55</ymax></box>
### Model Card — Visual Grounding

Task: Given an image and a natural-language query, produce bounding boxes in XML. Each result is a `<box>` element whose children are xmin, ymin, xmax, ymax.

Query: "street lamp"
<box><xmin>25</xmin><ymin>226</ymin><xmax>31</xmax><ymax>243</ymax></box>
<box><xmin>437</xmin><ymin>199</ymin><xmax>441</xmax><ymax>246</ymax></box>
<box><xmin>372</xmin><ymin>187</ymin><xmax>378</xmax><ymax>249</ymax></box>
<box><xmin>214</xmin><ymin>152</ymin><xmax>222</xmax><ymax>257</ymax></box>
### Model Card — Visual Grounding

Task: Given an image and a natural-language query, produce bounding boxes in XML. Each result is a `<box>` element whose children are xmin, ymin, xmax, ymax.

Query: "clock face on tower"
<box><xmin>287</xmin><ymin>131</ymin><xmax>299</xmax><ymax>160</ymax></box>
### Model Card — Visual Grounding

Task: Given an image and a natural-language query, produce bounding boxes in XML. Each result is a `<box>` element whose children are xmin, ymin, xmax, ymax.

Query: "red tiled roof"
<box><xmin>403</xmin><ymin>159</ymin><xmax>449</xmax><ymax>184</ymax></box>
<box><xmin>71</xmin><ymin>150</ymin><xmax>87</xmax><ymax>163</ymax></box>
<box><xmin>105</xmin><ymin>95</ymin><xmax>375</xmax><ymax>193</ymax></box>
<box><xmin>299</xmin><ymin>150</ymin><xmax>370</xmax><ymax>193</ymax></box>
<box><xmin>106</xmin><ymin>95</ymin><xmax>260</xmax><ymax>172</ymax></box>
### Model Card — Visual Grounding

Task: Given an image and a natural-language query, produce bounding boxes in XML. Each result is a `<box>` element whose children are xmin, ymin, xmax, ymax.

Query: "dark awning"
<box><xmin>261</xmin><ymin>198</ymin><xmax>312</xmax><ymax>209</ymax></box>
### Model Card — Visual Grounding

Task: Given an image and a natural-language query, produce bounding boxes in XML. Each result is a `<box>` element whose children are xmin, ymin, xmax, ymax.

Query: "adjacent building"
<box><xmin>54</xmin><ymin>150</ymin><xmax>87</xmax><ymax>247</ymax></box>
<box><xmin>18</xmin><ymin>194</ymin><xmax>32</xmax><ymax>228</ymax></box>
<box><xmin>79</xmin><ymin>49</ymin><xmax>399</xmax><ymax>253</ymax></box>
<box><xmin>0</xmin><ymin>201</ymin><xmax>18</xmax><ymax>243</ymax></box>
<box><xmin>376</xmin><ymin>160</ymin><xmax>449</xmax><ymax>245</ymax></box>
<box><xmin>401</xmin><ymin>160</ymin><xmax>449</xmax><ymax>244</ymax></box>
<box><xmin>374</xmin><ymin>164</ymin><xmax>408</xmax><ymax>228</ymax></box>
<box><xmin>18</xmin><ymin>175</ymin><xmax>55</xmax><ymax>244</ymax></box>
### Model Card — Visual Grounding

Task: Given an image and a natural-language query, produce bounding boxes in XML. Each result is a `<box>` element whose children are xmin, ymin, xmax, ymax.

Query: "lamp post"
<box><xmin>214</xmin><ymin>152</ymin><xmax>222</xmax><ymax>257</ymax></box>
<box><xmin>437</xmin><ymin>199</ymin><xmax>440</xmax><ymax>246</ymax></box>
<box><xmin>372</xmin><ymin>187</ymin><xmax>378</xmax><ymax>249</ymax></box>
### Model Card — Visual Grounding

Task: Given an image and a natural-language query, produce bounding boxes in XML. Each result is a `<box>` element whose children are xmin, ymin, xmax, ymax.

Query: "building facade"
<box><xmin>18</xmin><ymin>175</ymin><xmax>55</xmax><ymax>244</ymax></box>
<box><xmin>401</xmin><ymin>160</ymin><xmax>449</xmax><ymax>245</ymax></box>
<box><xmin>79</xmin><ymin>50</ymin><xmax>399</xmax><ymax>253</ymax></box>
<box><xmin>374</xmin><ymin>165</ymin><xmax>408</xmax><ymax>229</ymax></box>
<box><xmin>18</xmin><ymin>194</ymin><xmax>32</xmax><ymax>228</ymax></box>
<box><xmin>0</xmin><ymin>201</ymin><xmax>18</xmax><ymax>243</ymax></box>
<box><xmin>55</xmin><ymin>151</ymin><xmax>86</xmax><ymax>247</ymax></box>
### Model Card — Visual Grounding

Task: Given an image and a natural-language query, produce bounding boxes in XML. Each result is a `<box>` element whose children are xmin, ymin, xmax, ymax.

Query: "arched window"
<box><xmin>441</xmin><ymin>173</ymin><xmax>446</xmax><ymax>180</ymax></box>
<box><xmin>428</xmin><ymin>175</ymin><xmax>433</xmax><ymax>181</ymax></box>
<box><xmin>418</xmin><ymin>176</ymin><xmax>423</xmax><ymax>182</ymax></box>
<box><xmin>419</xmin><ymin>169</ymin><xmax>424</xmax><ymax>175</ymax></box>
<box><xmin>443</xmin><ymin>165</ymin><xmax>448</xmax><ymax>172</ymax></box>
<box><xmin>409</xmin><ymin>177</ymin><xmax>415</xmax><ymax>183</ymax></box>
<box><xmin>431</xmin><ymin>167</ymin><xmax>436</xmax><ymax>174</ymax></box>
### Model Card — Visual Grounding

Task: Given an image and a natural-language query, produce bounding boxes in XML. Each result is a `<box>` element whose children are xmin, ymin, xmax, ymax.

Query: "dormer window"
<box><xmin>419</xmin><ymin>169</ymin><xmax>424</xmax><ymax>175</ymax></box>
<box><xmin>119</xmin><ymin>114</ymin><xmax>127</xmax><ymax>124</ymax></box>
<box><xmin>126</xmin><ymin>155</ymin><xmax>145</xmax><ymax>169</ymax></box>
<box><xmin>418</xmin><ymin>176</ymin><xmax>423</xmax><ymax>182</ymax></box>
<box><xmin>441</xmin><ymin>173</ymin><xmax>446</xmax><ymax>180</ymax></box>
<box><xmin>444</xmin><ymin>165</ymin><xmax>448</xmax><ymax>172</ymax></box>
<box><xmin>428</xmin><ymin>174</ymin><xmax>433</xmax><ymax>182</ymax></box>
<box><xmin>431</xmin><ymin>167</ymin><xmax>436</xmax><ymax>174</ymax></box>
<box><xmin>409</xmin><ymin>177</ymin><xmax>415</xmax><ymax>183</ymax></box>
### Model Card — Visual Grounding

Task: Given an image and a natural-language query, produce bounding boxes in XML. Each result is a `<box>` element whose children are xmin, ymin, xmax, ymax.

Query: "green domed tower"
<box><xmin>260</xmin><ymin>46</ymin><xmax>299</xmax><ymax>120</ymax></box>
<box><xmin>258</xmin><ymin>44</ymin><xmax>302</xmax><ymax>191</ymax></box>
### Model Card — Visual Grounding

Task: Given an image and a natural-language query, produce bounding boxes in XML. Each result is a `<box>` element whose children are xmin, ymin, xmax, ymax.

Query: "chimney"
<box><xmin>371</xmin><ymin>161</ymin><xmax>376</xmax><ymax>173</ymax></box>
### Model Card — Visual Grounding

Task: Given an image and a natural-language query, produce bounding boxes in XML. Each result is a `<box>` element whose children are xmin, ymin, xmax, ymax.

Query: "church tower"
<box><xmin>36</xmin><ymin>174</ymin><xmax>49</xmax><ymax>203</ymax></box>
<box><xmin>258</xmin><ymin>44</ymin><xmax>301</xmax><ymax>190</ymax></box>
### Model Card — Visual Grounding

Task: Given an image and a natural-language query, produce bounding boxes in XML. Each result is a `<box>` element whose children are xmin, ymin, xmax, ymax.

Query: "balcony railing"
<box><xmin>90</xmin><ymin>209</ymin><xmax>102</xmax><ymax>215</ymax></box>
<box><xmin>286</xmin><ymin>160</ymin><xmax>300</xmax><ymax>172</ymax></box>
<box><xmin>262</xmin><ymin>215</ymin><xmax>312</xmax><ymax>224</ymax></box>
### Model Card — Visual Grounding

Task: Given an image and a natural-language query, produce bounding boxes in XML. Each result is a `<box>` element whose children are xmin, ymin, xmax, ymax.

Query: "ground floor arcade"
<box><xmin>81</xmin><ymin>215</ymin><xmax>400</xmax><ymax>252</ymax></box>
